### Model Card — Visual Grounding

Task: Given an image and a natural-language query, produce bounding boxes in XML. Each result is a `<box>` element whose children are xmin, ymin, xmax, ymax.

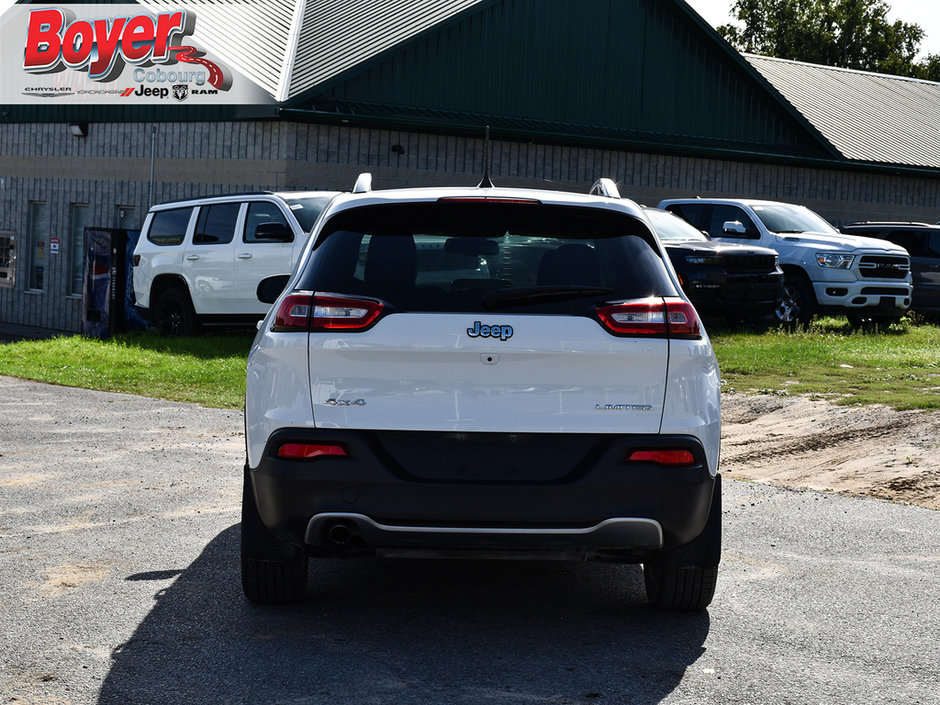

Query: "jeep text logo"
<box><xmin>467</xmin><ymin>321</ymin><xmax>514</xmax><ymax>341</ymax></box>
<box><xmin>22</xmin><ymin>7</ymin><xmax>226</xmax><ymax>88</ymax></box>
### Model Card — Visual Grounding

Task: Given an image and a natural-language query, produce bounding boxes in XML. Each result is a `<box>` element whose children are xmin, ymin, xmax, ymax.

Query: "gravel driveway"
<box><xmin>1</xmin><ymin>376</ymin><xmax>937</xmax><ymax>705</ymax></box>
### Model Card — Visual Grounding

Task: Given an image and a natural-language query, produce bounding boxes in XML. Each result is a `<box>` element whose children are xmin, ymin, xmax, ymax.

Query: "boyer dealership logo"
<box><xmin>21</xmin><ymin>7</ymin><xmax>231</xmax><ymax>95</ymax></box>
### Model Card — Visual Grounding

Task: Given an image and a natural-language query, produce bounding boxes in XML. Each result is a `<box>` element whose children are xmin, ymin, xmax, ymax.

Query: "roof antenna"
<box><xmin>477</xmin><ymin>125</ymin><xmax>494</xmax><ymax>188</ymax></box>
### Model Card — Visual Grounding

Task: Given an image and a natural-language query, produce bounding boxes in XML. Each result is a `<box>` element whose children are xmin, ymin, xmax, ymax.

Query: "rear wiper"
<box><xmin>483</xmin><ymin>285</ymin><xmax>615</xmax><ymax>309</ymax></box>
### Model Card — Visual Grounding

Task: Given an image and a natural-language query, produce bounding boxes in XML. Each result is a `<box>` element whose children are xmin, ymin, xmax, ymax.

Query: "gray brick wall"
<box><xmin>1</xmin><ymin>120</ymin><xmax>938</xmax><ymax>334</ymax></box>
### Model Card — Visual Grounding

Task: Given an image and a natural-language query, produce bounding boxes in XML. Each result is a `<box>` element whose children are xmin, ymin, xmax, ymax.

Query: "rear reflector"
<box><xmin>277</xmin><ymin>443</ymin><xmax>348</xmax><ymax>460</ymax></box>
<box><xmin>271</xmin><ymin>293</ymin><xmax>384</xmax><ymax>332</ymax></box>
<box><xmin>626</xmin><ymin>449</ymin><xmax>696</xmax><ymax>467</ymax></box>
<box><xmin>595</xmin><ymin>297</ymin><xmax>700</xmax><ymax>339</ymax></box>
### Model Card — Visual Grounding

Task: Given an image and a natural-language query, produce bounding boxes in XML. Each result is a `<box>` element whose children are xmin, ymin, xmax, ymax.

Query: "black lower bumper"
<box><xmin>249</xmin><ymin>428</ymin><xmax>718</xmax><ymax>558</ymax></box>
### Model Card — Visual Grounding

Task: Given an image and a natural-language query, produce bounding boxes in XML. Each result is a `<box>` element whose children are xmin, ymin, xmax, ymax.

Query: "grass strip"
<box><xmin>710</xmin><ymin>318</ymin><xmax>940</xmax><ymax>410</ymax></box>
<box><xmin>0</xmin><ymin>319</ymin><xmax>938</xmax><ymax>411</ymax></box>
<box><xmin>0</xmin><ymin>331</ymin><xmax>252</xmax><ymax>409</ymax></box>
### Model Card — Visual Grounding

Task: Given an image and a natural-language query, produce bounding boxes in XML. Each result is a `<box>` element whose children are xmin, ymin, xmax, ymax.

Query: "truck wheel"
<box><xmin>154</xmin><ymin>287</ymin><xmax>199</xmax><ymax>336</ymax></box>
<box><xmin>240</xmin><ymin>468</ymin><xmax>308</xmax><ymax>604</ymax></box>
<box><xmin>644</xmin><ymin>477</ymin><xmax>721</xmax><ymax>611</ymax></box>
<box><xmin>775</xmin><ymin>273</ymin><xmax>816</xmax><ymax>326</ymax></box>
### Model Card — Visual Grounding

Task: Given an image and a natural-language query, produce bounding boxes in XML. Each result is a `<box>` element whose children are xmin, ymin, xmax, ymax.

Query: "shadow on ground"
<box><xmin>99</xmin><ymin>526</ymin><xmax>710</xmax><ymax>704</ymax></box>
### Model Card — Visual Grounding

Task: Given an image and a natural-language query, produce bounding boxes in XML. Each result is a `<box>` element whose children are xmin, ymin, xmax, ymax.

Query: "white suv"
<box><xmin>242</xmin><ymin>177</ymin><xmax>723</xmax><ymax>610</ymax></box>
<box><xmin>133</xmin><ymin>190</ymin><xmax>339</xmax><ymax>334</ymax></box>
<box><xmin>658</xmin><ymin>198</ymin><xmax>913</xmax><ymax>325</ymax></box>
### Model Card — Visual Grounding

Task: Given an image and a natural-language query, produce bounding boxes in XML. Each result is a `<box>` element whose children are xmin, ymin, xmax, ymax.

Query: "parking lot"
<box><xmin>1</xmin><ymin>375</ymin><xmax>938</xmax><ymax>705</ymax></box>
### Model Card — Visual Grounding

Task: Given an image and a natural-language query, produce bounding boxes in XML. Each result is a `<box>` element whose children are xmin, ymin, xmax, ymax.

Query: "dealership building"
<box><xmin>1</xmin><ymin>0</ymin><xmax>939</xmax><ymax>335</ymax></box>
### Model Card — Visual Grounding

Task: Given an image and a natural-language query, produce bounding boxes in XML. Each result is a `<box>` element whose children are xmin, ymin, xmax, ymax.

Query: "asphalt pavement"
<box><xmin>0</xmin><ymin>375</ymin><xmax>937</xmax><ymax>705</ymax></box>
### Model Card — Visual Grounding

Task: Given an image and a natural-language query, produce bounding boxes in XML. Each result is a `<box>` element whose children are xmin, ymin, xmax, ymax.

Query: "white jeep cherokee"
<box><xmin>243</xmin><ymin>177</ymin><xmax>722</xmax><ymax>610</ymax></box>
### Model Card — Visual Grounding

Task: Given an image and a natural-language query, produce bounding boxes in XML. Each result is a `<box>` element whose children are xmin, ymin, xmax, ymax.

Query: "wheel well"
<box><xmin>150</xmin><ymin>275</ymin><xmax>191</xmax><ymax>308</ymax></box>
<box><xmin>780</xmin><ymin>264</ymin><xmax>810</xmax><ymax>282</ymax></box>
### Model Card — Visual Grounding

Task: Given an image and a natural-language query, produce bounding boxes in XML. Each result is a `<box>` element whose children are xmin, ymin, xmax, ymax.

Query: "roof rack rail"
<box><xmin>589</xmin><ymin>178</ymin><xmax>620</xmax><ymax>199</ymax></box>
<box><xmin>845</xmin><ymin>221</ymin><xmax>936</xmax><ymax>227</ymax></box>
<box><xmin>352</xmin><ymin>173</ymin><xmax>373</xmax><ymax>194</ymax></box>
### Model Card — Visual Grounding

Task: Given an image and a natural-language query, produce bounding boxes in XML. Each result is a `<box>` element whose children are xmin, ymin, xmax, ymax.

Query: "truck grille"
<box><xmin>724</xmin><ymin>254</ymin><xmax>778</xmax><ymax>273</ymax></box>
<box><xmin>858</xmin><ymin>255</ymin><xmax>910</xmax><ymax>279</ymax></box>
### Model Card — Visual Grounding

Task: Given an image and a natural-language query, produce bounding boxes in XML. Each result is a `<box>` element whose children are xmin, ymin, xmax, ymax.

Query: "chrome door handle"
<box><xmin>185</xmin><ymin>254</ymin><xmax>199</xmax><ymax>261</ymax></box>
<box><xmin>237</xmin><ymin>253</ymin><xmax>252</xmax><ymax>259</ymax></box>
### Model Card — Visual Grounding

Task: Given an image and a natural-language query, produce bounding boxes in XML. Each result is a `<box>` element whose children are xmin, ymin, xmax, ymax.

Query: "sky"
<box><xmin>685</xmin><ymin>0</ymin><xmax>940</xmax><ymax>59</ymax></box>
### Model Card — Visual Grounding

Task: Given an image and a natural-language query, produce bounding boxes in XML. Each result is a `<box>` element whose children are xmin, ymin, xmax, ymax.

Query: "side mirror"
<box><xmin>257</xmin><ymin>274</ymin><xmax>290</xmax><ymax>304</ymax></box>
<box><xmin>722</xmin><ymin>220</ymin><xmax>747</xmax><ymax>235</ymax></box>
<box><xmin>254</xmin><ymin>222</ymin><xmax>293</xmax><ymax>242</ymax></box>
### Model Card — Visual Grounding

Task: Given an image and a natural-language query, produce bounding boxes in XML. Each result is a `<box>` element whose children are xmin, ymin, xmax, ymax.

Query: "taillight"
<box><xmin>663</xmin><ymin>298</ymin><xmax>701</xmax><ymax>339</ymax></box>
<box><xmin>312</xmin><ymin>295</ymin><xmax>384</xmax><ymax>331</ymax></box>
<box><xmin>271</xmin><ymin>293</ymin><xmax>385</xmax><ymax>332</ymax></box>
<box><xmin>626</xmin><ymin>449</ymin><xmax>696</xmax><ymax>467</ymax></box>
<box><xmin>276</xmin><ymin>442</ymin><xmax>348</xmax><ymax>460</ymax></box>
<box><xmin>594</xmin><ymin>298</ymin><xmax>700</xmax><ymax>339</ymax></box>
<box><xmin>272</xmin><ymin>293</ymin><xmax>314</xmax><ymax>332</ymax></box>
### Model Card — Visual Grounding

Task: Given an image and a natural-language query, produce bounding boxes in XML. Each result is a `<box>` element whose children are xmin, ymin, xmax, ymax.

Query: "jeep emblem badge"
<box><xmin>467</xmin><ymin>321</ymin><xmax>513</xmax><ymax>341</ymax></box>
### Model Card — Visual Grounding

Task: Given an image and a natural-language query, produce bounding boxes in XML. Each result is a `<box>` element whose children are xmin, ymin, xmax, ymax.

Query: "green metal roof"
<box><xmin>286</xmin><ymin>0</ymin><xmax>836</xmax><ymax>161</ymax></box>
<box><xmin>288</xmin><ymin>0</ymin><xmax>487</xmax><ymax>100</ymax></box>
<box><xmin>745</xmin><ymin>54</ymin><xmax>940</xmax><ymax>170</ymax></box>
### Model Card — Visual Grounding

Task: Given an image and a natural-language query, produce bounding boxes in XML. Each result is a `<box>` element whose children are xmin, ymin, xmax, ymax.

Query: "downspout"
<box><xmin>148</xmin><ymin>125</ymin><xmax>156</xmax><ymax>208</ymax></box>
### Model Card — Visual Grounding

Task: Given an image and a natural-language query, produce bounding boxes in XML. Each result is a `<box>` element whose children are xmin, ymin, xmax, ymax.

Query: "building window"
<box><xmin>0</xmin><ymin>230</ymin><xmax>15</xmax><ymax>288</ymax></box>
<box><xmin>116</xmin><ymin>205</ymin><xmax>138</xmax><ymax>230</ymax></box>
<box><xmin>69</xmin><ymin>203</ymin><xmax>90</xmax><ymax>295</ymax></box>
<box><xmin>26</xmin><ymin>201</ymin><xmax>49</xmax><ymax>291</ymax></box>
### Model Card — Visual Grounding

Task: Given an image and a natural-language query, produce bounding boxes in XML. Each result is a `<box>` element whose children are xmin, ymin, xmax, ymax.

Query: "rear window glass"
<box><xmin>298</xmin><ymin>201</ymin><xmax>676</xmax><ymax>314</ymax></box>
<box><xmin>283</xmin><ymin>195</ymin><xmax>334</xmax><ymax>231</ymax></box>
<box><xmin>147</xmin><ymin>207</ymin><xmax>193</xmax><ymax>246</ymax></box>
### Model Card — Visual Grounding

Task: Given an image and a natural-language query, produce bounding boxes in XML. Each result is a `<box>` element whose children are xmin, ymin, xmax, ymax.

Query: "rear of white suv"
<box><xmin>243</xmin><ymin>182</ymin><xmax>722</xmax><ymax>611</ymax></box>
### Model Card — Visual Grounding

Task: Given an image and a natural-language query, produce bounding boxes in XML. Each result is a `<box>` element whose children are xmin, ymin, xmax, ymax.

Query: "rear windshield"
<box><xmin>297</xmin><ymin>201</ymin><xmax>677</xmax><ymax>313</ymax></box>
<box><xmin>147</xmin><ymin>207</ymin><xmax>193</xmax><ymax>246</ymax></box>
<box><xmin>283</xmin><ymin>195</ymin><xmax>334</xmax><ymax>231</ymax></box>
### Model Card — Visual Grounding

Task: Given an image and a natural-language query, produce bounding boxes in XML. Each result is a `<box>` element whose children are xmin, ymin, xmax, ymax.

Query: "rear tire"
<box><xmin>241</xmin><ymin>468</ymin><xmax>308</xmax><ymax>604</ymax></box>
<box><xmin>154</xmin><ymin>286</ymin><xmax>199</xmax><ymax>336</ymax></box>
<box><xmin>644</xmin><ymin>476</ymin><xmax>721</xmax><ymax>611</ymax></box>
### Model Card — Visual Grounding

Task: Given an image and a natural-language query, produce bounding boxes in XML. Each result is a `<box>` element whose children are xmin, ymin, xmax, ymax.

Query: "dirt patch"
<box><xmin>721</xmin><ymin>393</ymin><xmax>940</xmax><ymax>510</ymax></box>
<box><xmin>40</xmin><ymin>563</ymin><xmax>111</xmax><ymax>596</ymax></box>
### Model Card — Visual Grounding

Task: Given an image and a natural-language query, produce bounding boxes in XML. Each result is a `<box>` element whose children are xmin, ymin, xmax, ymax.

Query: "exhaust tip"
<box><xmin>327</xmin><ymin>522</ymin><xmax>355</xmax><ymax>546</ymax></box>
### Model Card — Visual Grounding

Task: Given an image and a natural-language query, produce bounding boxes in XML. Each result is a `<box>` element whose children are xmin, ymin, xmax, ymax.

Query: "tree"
<box><xmin>717</xmin><ymin>0</ymin><xmax>937</xmax><ymax>80</ymax></box>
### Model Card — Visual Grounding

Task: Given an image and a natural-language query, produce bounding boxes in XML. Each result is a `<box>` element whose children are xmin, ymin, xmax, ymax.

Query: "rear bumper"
<box><xmin>305</xmin><ymin>513</ymin><xmax>664</xmax><ymax>551</ymax></box>
<box><xmin>248</xmin><ymin>428</ymin><xmax>718</xmax><ymax>559</ymax></box>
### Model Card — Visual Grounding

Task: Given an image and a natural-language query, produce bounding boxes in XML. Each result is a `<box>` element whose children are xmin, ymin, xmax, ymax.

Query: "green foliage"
<box><xmin>711</xmin><ymin>318</ymin><xmax>940</xmax><ymax>410</ymax></box>
<box><xmin>718</xmin><ymin>0</ymin><xmax>935</xmax><ymax>79</ymax></box>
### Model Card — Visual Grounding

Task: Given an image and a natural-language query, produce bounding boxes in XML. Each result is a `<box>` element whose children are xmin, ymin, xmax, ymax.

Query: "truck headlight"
<box><xmin>816</xmin><ymin>253</ymin><xmax>855</xmax><ymax>269</ymax></box>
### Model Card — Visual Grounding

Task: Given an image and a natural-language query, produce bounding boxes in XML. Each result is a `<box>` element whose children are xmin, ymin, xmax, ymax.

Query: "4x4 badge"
<box><xmin>467</xmin><ymin>321</ymin><xmax>513</xmax><ymax>341</ymax></box>
<box><xmin>323</xmin><ymin>399</ymin><xmax>366</xmax><ymax>406</ymax></box>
